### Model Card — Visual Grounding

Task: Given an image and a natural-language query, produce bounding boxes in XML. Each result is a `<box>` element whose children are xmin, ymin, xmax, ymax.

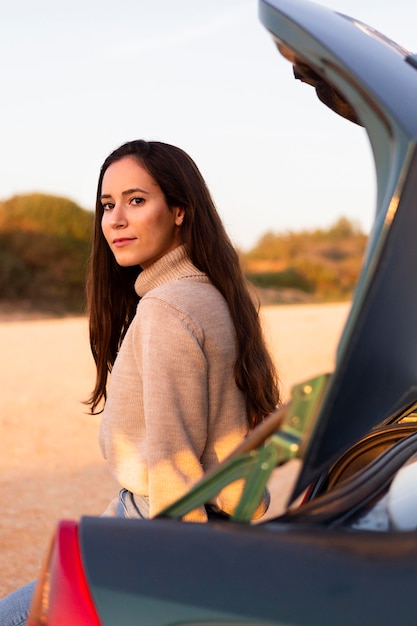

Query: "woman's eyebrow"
<box><xmin>100</xmin><ymin>187</ymin><xmax>150</xmax><ymax>200</ymax></box>
<box><xmin>122</xmin><ymin>187</ymin><xmax>150</xmax><ymax>196</ymax></box>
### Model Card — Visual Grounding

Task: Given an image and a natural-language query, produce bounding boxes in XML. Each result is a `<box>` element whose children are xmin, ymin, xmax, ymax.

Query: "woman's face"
<box><xmin>100</xmin><ymin>156</ymin><xmax>184</xmax><ymax>269</ymax></box>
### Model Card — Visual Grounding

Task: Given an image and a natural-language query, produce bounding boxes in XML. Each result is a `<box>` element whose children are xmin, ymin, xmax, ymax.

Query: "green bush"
<box><xmin>243</xmin><ymin>217</ymin><xmax>367</xmax><ymax>301</ymax></box>
<box><xmin>246</xmin><ymin>268</ymin><xmax>314</xmax><ymax>293</ymax></box>
<box><xmin>0</xmin><ymin>193</ymin><xmax>93</xmax><ymax>314</ymax></box>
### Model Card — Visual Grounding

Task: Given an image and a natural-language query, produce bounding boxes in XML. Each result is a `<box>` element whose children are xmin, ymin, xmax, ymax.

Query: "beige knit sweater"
<box><xmin>99</xmin><ymin>245</ymin><xmax>252</xmax><ymax>522</ymax></box>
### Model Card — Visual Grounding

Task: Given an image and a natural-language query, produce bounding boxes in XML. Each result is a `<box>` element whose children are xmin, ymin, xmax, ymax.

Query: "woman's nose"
<box><xmin>110</xmin><ymin>203</ymin><xmax>127</xmax><ymax>228</ymax></box>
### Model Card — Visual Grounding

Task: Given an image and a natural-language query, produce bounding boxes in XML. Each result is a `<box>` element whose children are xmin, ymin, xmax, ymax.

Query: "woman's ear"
<box><xmin>174</xmin><ymin>206</ymin><xmax>185</xmax><ymax>226</ymax></box>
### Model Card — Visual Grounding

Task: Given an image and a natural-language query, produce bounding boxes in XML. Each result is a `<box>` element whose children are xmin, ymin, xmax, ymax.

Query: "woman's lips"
<box><xmin>113</xmin><ymin>237</ymin><xmax>135</xmax><ymax>247</ymax></box>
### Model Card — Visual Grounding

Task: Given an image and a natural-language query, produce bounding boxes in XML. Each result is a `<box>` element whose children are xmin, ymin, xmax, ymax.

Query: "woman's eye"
<box><xmin>130</xmin><ymin>197</ymin><xmax>145</xmax><ymax>207</ymax></box>
<box><xmin>102</xmin><ymin>202</ymin><xmax>114</xmax><ymax>211</ymax></box>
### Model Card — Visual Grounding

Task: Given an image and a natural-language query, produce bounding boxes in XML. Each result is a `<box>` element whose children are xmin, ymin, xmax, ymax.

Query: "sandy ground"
<box><xmin>0</xmin><ymin>302</ymin><xmax>350</xmax><ymax>598</ymax></box>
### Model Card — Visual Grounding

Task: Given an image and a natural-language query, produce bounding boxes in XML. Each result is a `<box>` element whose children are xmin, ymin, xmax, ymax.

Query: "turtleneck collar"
<box><xmin>134</xmin><ymin>245</ymin><xmax>208</xmax><ymax>298</ymax></box>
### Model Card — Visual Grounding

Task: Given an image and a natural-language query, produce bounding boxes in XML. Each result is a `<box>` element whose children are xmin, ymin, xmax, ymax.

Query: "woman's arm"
<box><xmin>133</xmin><ymin>296</ymin><xmax>209</xmax><ymax>521</ymax></box>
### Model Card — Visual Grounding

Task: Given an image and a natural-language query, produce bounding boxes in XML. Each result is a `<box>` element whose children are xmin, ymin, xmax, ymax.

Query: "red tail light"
<box><xmin>28</xmin><ymin>520</ymin><xmax>101</xmax><ymax>626</ymax></box>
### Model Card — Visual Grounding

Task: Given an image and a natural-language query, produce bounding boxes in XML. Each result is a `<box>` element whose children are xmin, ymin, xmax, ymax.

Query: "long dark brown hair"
<box><xmin>86</xmin><ymin>140</ymin><xmax>280</xmax><ymax>426</ymax></box>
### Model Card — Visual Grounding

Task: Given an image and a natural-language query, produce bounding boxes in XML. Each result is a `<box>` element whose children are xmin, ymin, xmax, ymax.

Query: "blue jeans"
<box><xmin>117</xmin><ymin>489</ymin><xmax>149</xmax><ymax>519</ymax></box>
<box><xmin>0</xmin><ymin>490</ymin><xmax>149</xmax><ymax>625</ymax></box>
<box><xmin>0</xmin><ymin>580</ymin><xmax>36</xmax><ymax>626</ymax></box>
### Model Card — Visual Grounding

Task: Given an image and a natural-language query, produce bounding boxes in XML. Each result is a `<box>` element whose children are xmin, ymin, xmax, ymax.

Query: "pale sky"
<box><xmin>0</xmin><ymin>0</ymin><xmax>416</xmax><ymax>250</ymax></box>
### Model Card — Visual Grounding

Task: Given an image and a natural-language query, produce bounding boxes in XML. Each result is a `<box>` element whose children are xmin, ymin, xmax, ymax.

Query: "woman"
<box><xmin>88</xmin><ymin>139</ymin><xmax>280</xmax><ymax>521</ymax></box>
<box><xmin>0</xmin><ymin>140</ymin><xmax>279</xmax><ymax>625</ymax></box>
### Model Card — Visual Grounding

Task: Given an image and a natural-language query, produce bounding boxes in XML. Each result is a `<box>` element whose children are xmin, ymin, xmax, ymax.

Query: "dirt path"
<box><xmin>0</xmin><ymin>302</ymin><xmax>350</xmax><ymax>598</ymax></box>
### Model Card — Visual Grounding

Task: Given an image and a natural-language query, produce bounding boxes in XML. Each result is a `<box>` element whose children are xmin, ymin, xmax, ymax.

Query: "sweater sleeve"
<box><xmin>133</xmin><ymin>295</ymin><xmax>209</xmax><ymax>522</ymax></box>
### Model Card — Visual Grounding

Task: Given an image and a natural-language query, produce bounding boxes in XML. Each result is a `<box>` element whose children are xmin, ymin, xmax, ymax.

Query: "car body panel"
<box><xmin>79</xmin><ymin>516</ymin><xmax>417</xmax><ymax>626</ymax></box>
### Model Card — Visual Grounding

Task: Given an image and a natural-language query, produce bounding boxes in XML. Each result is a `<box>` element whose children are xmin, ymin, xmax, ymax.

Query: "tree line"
<box><xmin>0</xmin><ymin>194</ymin><xmax>368</xmax><ymax>315</ymax></box>
<box><xmin>241</xmin><ymin>217</ymin><xmax>367</xmax><ymax>303</ymax></box>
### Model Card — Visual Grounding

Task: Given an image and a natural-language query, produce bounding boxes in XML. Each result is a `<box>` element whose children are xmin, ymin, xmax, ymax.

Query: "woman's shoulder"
<box><xmin>131</xmin><ymin>278</ymin><xmax>235</xmax><ymax>348</ymax></box>
<box><xmin>139</xmin><ymin>278</ymin><xmax>231</xmax><ymax>328</ymax></box>
<box><xmin>143</xmin><ymin>276</ymin><xmax>222</xmax><ymax>307</ymax></box>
